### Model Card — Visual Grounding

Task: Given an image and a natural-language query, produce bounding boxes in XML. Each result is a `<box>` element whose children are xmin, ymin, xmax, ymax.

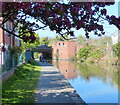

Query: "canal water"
<box><xmin>52</xmin><ymin>60</ymin><xmax>119</xmax><ymax>104</ymax></box>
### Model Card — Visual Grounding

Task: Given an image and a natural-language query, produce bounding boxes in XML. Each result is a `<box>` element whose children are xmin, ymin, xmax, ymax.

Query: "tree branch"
<box><xmin>1</xmin><ymin>26</ymin><xmax>22</xmax><ymax>39</ymax></box>
<box><xmin>60</xmin><ymin>33</ymin><xmax>76</xmax><ymax>41</ymax></box>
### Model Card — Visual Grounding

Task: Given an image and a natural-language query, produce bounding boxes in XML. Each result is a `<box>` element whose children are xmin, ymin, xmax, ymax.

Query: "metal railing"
<box><xmin>1</xmin><ymin>51</ymin><xmax>23</xmax><ymax>74</ymax></box>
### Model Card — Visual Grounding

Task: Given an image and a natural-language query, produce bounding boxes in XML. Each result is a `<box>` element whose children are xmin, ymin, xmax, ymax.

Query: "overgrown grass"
<box><xmin>2</xmin><ymin>60</ymin><xmax>41</xmax><ymax>104</ymax></box>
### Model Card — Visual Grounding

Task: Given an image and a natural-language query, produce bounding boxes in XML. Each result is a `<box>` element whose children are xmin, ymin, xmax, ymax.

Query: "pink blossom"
<box><xmin>101</xmin><ymin>9</ymin><xmax>107</xmax><ymax>16</ymax></box>
<box><xmin>69</xmin><ymin>31</ymin><xmax>74</xmax><ymax>36</ymax></box>
<box><xmin>1</xmin><ymin>46</ymin><xmax>6</xmax><ymax>52</ymax></box>
<box><xmin>65</xmin><ymin>18</ymin><xmax>71</xmax><ymax>29</ymax></box>
<box><xmin>70</xmin><ymin>7</ymin><xmax>79</xmax><ymax>14</ymax></box>
<box><xmin>110</xmin><ymin>15</ymin><xmax>116</xmax><ymax>20</ymax></box>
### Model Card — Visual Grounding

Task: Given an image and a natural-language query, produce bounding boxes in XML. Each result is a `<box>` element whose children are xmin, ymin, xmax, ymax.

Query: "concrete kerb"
<box><xmin>53</xmin><ymin>63</ymin><xmax>87</xmax><ymax>104</ymax></box>
<box><xmin>2</xmin><ymin>62</ymin><xmax>25</xmax><ymax>81</ymax></box>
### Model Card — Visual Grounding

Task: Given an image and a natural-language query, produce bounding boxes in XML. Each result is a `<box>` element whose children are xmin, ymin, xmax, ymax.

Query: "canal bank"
<box><xmin>35</xmin><ymin>61</ymin><xmax>86</xmax><ymax>104</ymax></box>
<box><xmin>52</xmin><ymin>60</ymin><xmax>119</xmax><ymax>104</ymax></box>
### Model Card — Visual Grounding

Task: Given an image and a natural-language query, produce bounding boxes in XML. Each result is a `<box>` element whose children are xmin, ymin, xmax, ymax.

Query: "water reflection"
<box><xmin>52</xmin><ymin>60</ymin><xmax>78</xmax><ymax>79</ymax></box>
<box><xmin>77</xmin><ymin>63</ymin><xmax>118</xmax><ymax>89</ymax></box>
<box><xmin>52</xmin><ymin>60</ymin><xmax>119</xmax><ymax>103</ymax></box>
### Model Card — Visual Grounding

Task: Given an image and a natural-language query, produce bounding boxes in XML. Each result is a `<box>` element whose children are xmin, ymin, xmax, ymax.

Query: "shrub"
<box><xmin>89</xmin><ymin>60</ymin><xmax>94</xmax><ymax>63</ymax></box>
<box><xmin>112</xmin><ymin>42</ymin><xmax>120</xmax><ymax>58</ymax></box>
<box><xmin>78</xmin><ymin>45</ymin><xmax>103</xmax><ymax>62</ymax></box>
<box><xmin>78</xmin><ymin>45</ymin><xmax>93</xmax><ymax>61</ymax></box>
<box><xmin>27</xmin><ymin>59</ymin><xmax>40</xmax><ymax>65</ymax></box>
<box><xmin>90</xmin><ymin>49</ymin><xmax>103</xmax><ymax>60</ymax></box>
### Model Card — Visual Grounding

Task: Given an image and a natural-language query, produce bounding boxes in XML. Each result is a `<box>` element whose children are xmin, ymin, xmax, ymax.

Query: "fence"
<box><xmin>1</xmin><ymin>51</ymin><xmax>23</xmax><ymax>74</ymax></box>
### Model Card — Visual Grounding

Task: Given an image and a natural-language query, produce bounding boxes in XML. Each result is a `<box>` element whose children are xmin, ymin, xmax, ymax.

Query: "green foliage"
<box><xmin>94</xmin><ymin>36</ymin><xmax>112</xmax><ymax>50</ymax></box>
<box><xmin>40</xmin><ymin>37</ymin><xmax>51</xmax><ymax>46</ymax></box>
<box><xmin>76</xmin><ymin>35</ymin><xmax>86</xmax><ymax>44</ymax></box>
<box><xmin>34</xmin><ymin>52</ymin><xmax>39</xmax><ymax>59</ymax></box>
<box><xmin>77</xmin><ymin>36</ymin><xmax>112</xmax><ymax>63</ymax></box>
<box><xmin>90</xmin><ymin>49</ymin><xmax>103</xmax><ymax>60</ymax></box>
<box><xmin>40</xmin><ymin>36</ymin><xmax>70</xmax><ymax>46</ymax></box>
<box><xmin>39</xmin><ymin>37</ymin><xmax>52</xmax><ymax>46</ymax></box>
<box><xmin>2</xmin><ymin>60</ymin><xmax>41</xmax><ymax>104</ymax></box>
<box><xmin>112</xmin><ymin>42</ymin><xmax>120</xmax><ymax>58</ymax></box>
<box><xmin>21</xmin><ymin>33</ymin><xmax>40</xmax><ymax>50</ymax></box>
<box><xmin>89</xmin><ymin>60</ymin><xmax>94</xmax><ymax>63</ymax></box>
<box><xmin>20</xmin><ymin>33</ymin><xmax>40</xmax><ymax>61</ymax></box>
<box><xmin>70</xmin><ymin>56</ymin><xmax>78</xmax><ymax>61</ymax></box>
<box><xmin>8</xmin><ymin>46</ymin><xmax>23</xmax><ymax>55</ymax></box>
<box><xmin>78</xmin><ymin>45</ymin><xmax>91</xmax><ymax>61</ymax></box>
<box><xmin>76</xmin><ymin>63</ymin><xmax>118</xmax><ymax>86</ymax></box>
<box><xmin>53</xmin><ymin>34</ymin><xmax>71</xmax><ymax>42</ymax></box>
<box><xmin>27</xmin><ymin>59</ymin><xmax>40</xmax><ymax>65</ymax></box>
<box><xmin>55</xmin><ymin>35</ymin><xmax>65</xmax><ymax>41</ymax></box>
<box><xmin>8</xmin><ymin>46</ymin><xmax>25</xmax><ymax>64</ymax></box>
<box><xmin>78</xmin><ymin>44</ymin><xmax>103</xmax><ymax>62</ymax></box>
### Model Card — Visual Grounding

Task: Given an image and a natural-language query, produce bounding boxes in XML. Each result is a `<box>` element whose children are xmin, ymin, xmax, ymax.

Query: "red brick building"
<box><xmin>0</xmin><ymin>18</ymin><xmax>19</xmax><ymax>47</ymax></box>
<box><xmin>52</xmin><ymin>41</ymin><xmax>93</xmax><ymax>60</ymax></box>
<box><xmin>52</xmin><ymin>41</ymin><xmax>77</xmax><ymax>60</ymax></box>
<box><xmin>0</xmin><ymin>17</ymin><xmax>21</xmax><ymax>71</ymax></box>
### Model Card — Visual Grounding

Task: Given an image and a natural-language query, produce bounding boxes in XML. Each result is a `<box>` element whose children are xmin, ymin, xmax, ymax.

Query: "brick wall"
<box><xmin>52</xmin><ymin>41</ymin><xmax>94</xmax><ymax>60</ymax></box>
<box><xmin>3</xmin><ymin>21</ymin><xmax>19</xmax><ymax>47</ymax></box>
<box><xmin>0</xmin><ymin>18</ymin><xmax>19</xmax><ymax>47</ymax></box>
<box><xmin>0</xmin><ymin>19</ymin><xmax>20</xmax><ymax>72</ymax></box>
<box><xmin>2</xmin><ymin>69</ymin><xmax>15</xmax><ymax>81</ymax></box>
<box><xmin>52</xmin><ymin>41</ymin><xmax>77</xmax><ymax>60</ymax></box>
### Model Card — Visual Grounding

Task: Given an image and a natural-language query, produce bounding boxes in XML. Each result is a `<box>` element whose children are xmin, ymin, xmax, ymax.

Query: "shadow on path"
<box><xmin>35</xmin><ymin>61</ymin><xmax>86</xmax><ymax>104</ymax></box>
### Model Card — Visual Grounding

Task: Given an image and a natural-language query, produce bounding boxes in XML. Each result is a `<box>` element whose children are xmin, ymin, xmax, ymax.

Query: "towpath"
<box><xmin>35</xmin><ymin>61</ymin><xmax>86</xmax><ymax>104</ymax></box>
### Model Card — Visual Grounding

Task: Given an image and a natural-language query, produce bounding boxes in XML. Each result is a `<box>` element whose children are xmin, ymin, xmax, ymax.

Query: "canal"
<box><xmin>51</xmin><ymin>60</ymin><xmax>119</xmax><ymax>104</ymax></box>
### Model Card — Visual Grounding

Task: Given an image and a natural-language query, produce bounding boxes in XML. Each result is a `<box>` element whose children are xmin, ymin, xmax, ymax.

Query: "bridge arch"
<box><xmin>25</xmin><ymin>45</ymin><xmax>52</xmax><ymax>61</ymax></box>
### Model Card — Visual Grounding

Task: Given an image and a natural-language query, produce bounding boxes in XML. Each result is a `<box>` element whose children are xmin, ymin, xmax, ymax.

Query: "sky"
<box><xmin>35</xmin><ymin>1</ymin><xmax>119</xmax><ymax>39</ymax></box>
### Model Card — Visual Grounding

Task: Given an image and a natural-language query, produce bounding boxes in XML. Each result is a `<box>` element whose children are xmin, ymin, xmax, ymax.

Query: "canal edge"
<box><xmin>47</xmin><ymin>61</ymin><xmax>87</xmax><ymax>105</ymax></box>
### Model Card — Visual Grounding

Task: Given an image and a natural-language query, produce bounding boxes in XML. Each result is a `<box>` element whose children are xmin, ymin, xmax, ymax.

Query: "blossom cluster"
<box><xmin>2</xmin><ymin>1</ymin><xmax>120</xmax><ymax>41</ymax></box>
<box><xmin>0</xmin><ymin>46</ymin><xmax>6</xmax><ymax>52</ymax></box>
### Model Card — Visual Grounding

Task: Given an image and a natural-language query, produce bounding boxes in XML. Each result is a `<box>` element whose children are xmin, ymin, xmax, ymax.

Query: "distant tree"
<box><xmin>76</xmin><ymin>35</ymin><xmax>86</xmax><ymax>44</ymax></box>
<box><xmin>78</xmin><ymin>46</ymin><xmax>91</xmax><ymax>61</ymax></box>
<box><xmin>40</xmin><ymin>37</ymin><xmax>51</xmax><ymax>45</ymax></box>
<box><xmin>21</xmin><ymin>33</ymin><xmax>40</xmax><ymax>50</ymax></box>
<box><xmin>99</xmin><ymin>37</ymin><xmax>112</xmax><ymax>45</ymax></box>
<box><xmin>21</xmin><ymin>33</ymin><xmax>40</xmax><ymax>59</ymax></box>
<box><xmin>55</xmin><ymin>35</ymin><xmax>64</xmax><ymax>41</ymax></box>
<box><xmin>93</xmin><ymin>36</ymin><xmax>112</xmax><ymax>51</ymax></box>
<box><xmin>112</xmin><ymin>42</ymin><xmax>120</xmax><ymax>58</ymax></box>
<box><xmin>55</xmin><ymin>35</ymin><xmax>68</xmax><ymax>41</ymax></box>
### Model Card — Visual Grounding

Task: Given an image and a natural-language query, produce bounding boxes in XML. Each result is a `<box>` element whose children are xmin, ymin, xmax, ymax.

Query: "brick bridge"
<box><xmin>35</xmin><ymin>45</ymin><xmax>52</xmax><ymax>59</ymax></box>
<box><xmin>25</xmin><ymin>45</ymin><xmax>52</xmax><ymax>61</ymax></box>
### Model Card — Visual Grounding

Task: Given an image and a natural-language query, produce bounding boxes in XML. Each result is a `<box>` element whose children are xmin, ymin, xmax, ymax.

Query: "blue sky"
<box><xmin>35</xmin><ymin>1</ymin><xmax>119</xmax><ymax>39</ymax></box>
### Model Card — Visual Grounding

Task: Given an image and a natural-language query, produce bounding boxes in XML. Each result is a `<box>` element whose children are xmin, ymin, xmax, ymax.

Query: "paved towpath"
<box><xmin>35</xmin><ymin>61</ymin><xmax>86</xmax><ymax>104</ymax></box>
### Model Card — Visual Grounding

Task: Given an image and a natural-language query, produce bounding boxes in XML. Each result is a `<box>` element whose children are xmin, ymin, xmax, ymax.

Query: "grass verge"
<box><xmin>2</xmin><ymin>60</ymin><xmax>41</xmax><ymax>104</ymax></box>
